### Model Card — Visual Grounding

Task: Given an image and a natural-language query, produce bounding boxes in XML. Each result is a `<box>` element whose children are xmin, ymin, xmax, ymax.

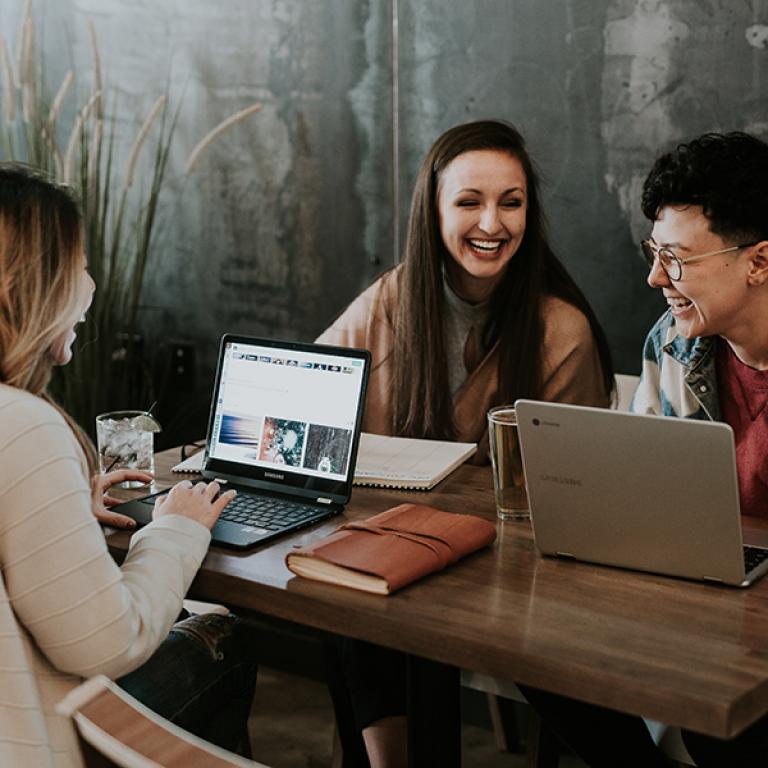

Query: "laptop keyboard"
<box><xmin>141</xmin><ymin>490</ymin><xmax>329</xmax><ymax>533</ymax></box>
<box><xmin>743</xmin><ymin>545</ymin><xmax>768</xmax><ymax>573</ymax></box>
<box><xmin>217</xmin><ymin>493</ymin><xmax>327</xmax><ymax>532</ymax></box>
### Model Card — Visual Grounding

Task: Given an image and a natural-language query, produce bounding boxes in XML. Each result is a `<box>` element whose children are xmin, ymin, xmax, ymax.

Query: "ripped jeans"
<box><xmin>116</xmin><ymin>612</ymin><xmax>258</xmax><ymax>752</ymax></box>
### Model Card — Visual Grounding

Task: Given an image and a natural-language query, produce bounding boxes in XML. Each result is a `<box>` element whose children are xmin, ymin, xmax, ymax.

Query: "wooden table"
<box><xmin>109</xmin><ymin>448</ymin><xmax>768</xmax><ymax>760</ymax></box>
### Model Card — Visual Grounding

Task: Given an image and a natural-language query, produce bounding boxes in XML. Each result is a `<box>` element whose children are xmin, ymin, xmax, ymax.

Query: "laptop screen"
<box><xmin>203</xmin><ymin>335</ymin><xmax>370</xmax><ymax>501</ymax></box>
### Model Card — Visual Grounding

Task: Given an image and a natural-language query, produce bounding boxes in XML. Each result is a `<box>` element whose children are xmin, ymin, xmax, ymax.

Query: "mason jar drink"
<box><xmin>95</xmin><ymin>410</ymin><xmax>156</xmax><ymax>488</ymax></box>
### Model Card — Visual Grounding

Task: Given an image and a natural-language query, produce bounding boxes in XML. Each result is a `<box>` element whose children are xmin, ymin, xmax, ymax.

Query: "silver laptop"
<box><xmin>515</xmin><ymin>400</ymin><xmax>768</xmax><ymax>587</ymax></box>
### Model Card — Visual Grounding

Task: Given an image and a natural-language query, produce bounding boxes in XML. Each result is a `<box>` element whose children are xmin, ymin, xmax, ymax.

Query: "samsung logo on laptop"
<box><xmin>264</xmin><ymin>471</ymin><xmax>284</xmax><ymax>480</ymax></box>
<box><xmin>540</xmin><ymin>473</ymin><xmax>582</xmax><ymax>487</ymax></box>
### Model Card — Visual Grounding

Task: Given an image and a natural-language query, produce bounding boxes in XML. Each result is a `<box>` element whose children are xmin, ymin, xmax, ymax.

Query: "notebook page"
<box><xmin>353</xmin><ymin>433</ymin><xmax>476</xmax><ymax>488</ymax></box>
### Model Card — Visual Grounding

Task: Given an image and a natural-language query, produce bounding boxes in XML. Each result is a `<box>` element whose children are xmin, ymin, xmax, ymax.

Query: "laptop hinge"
<box><xmin>316</xmin><ymin>497</ymin><xmax>333</xmax><ymax>505</ymax></box>
<box><xmin>702</xmin><ymin>575</ymin><xmax>724</xmax><ymax>583</ymax></box>
<box><xmin>555</xmin><ymin>551</ymin><xmax>575</xmax><ymax>559</ymax></box>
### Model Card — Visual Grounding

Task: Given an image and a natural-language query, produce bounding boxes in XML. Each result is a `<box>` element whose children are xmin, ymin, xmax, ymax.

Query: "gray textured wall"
<box><xmin>3</xmin><ymin>0</ymin><xmax>768</xmax><ymax>385</ymax></box>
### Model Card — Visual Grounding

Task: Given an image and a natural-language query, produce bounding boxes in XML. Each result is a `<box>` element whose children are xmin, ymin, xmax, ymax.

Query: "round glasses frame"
<box><xmin>640</xmin><ymin>240</ymin><xmax>757</xmax><ymax>281</ymax></box>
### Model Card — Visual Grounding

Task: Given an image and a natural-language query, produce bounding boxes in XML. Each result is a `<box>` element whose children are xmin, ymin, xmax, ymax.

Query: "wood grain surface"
<box><xmin>107</xmin><ymin>447</ymin><xmax>768</xmax><ymax>739</ymax></box>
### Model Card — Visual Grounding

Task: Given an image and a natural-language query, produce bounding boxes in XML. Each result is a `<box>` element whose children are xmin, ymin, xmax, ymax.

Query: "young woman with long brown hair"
<box><xmin>0</xmin><ymin>164</ymin><xmax>257</xmax><ymax>766</ymax></box>
<box><xmin>318</xmin><ymin>120</ymin><xmax>614</xmax><ymax>767</ymax></box>
<box><xmin>320</xmin><ymin>119</ymin><xmax>613</xmax><ymax>457</ymax></box>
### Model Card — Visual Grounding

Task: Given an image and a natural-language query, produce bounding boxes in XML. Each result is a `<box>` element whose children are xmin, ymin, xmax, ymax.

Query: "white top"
<box><xmin>0</xmin><ymin>384</ymin><xmax>211</xmax><ymax>767</ymax></box>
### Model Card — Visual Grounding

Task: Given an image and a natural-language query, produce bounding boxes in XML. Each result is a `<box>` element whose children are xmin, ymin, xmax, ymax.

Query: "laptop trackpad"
<box><xmin>212</xmin><ymin>519</ymin><xmax>271</xmax><ymax>548</ymax></box>
<box><xmin>116</xmin><ymin>495</ymin><xmax>156</xmax><ymax>527</ymax></box>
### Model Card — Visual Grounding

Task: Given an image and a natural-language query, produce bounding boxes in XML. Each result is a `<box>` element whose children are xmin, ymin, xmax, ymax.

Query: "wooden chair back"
<box><xmin>57</xmin><ymin>676</ymin><xmax>267</xmax><ymax>768</ymax></box>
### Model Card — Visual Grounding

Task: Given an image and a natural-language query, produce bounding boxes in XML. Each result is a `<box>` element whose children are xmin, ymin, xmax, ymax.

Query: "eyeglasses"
<box><xmin>640</xmin><ymin>240</ymin><xmax>757</xmax><ymax>281</ymax></box>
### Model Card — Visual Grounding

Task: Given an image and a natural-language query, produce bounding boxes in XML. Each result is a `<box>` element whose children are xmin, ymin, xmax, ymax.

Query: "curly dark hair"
<box><xmin>641</xmin><ymin>132</ymin><xmax>768</xmax><ymax>243</ymax></box>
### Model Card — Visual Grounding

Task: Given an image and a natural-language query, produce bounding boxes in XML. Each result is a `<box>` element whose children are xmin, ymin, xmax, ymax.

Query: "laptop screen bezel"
<box><xmin>200</xmin><ymin>334</ymin><xmax>371</xmax><ymax>505</ymax></box>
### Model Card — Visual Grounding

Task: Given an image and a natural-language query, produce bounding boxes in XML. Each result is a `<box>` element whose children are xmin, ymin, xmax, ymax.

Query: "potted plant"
<box><xmin>0</xmin><ymin>7</ymin><xmax>260</xmax><ymax>434</ymax></box>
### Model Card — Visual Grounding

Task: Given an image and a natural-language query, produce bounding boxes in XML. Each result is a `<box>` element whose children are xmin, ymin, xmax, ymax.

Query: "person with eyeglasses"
<box><xmin>633</xmin><ymin>134</ymin><xmax>768</xmax><ymax>527</ymax></box>
<box><xmin>519</xmin><ymin>132</ymin><xmax>768</xmax><ymax>767</ymax></box>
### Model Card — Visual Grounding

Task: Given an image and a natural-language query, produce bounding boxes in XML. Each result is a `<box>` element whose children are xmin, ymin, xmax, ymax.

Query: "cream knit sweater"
<box><xmin>0</xmin><ymin>384</ymin><xmax>211</xmax><ymax>767</ymax></box>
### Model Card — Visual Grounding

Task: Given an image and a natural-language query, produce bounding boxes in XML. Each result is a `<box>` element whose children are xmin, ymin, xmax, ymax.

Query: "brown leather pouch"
<box><xmin>286</xmin><ymin>503</ymin><xmax>497</xmax><ymax>594</ymax></box>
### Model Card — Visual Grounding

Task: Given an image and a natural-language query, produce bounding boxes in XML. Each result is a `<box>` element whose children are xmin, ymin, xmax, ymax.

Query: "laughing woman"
<box><xmin>0</xmin><ymin>164</ymin><xmax>257</xmax><ymax>767</ymax></box>
<box><xmin>319</xmin><ymin>119</ymin><xmax>613</xmax><ymax>459</ymax></box>
<box><xmin>318</xmin><ymin>120</ymin><xmax>614</xmax><ymax>767</ymax></box>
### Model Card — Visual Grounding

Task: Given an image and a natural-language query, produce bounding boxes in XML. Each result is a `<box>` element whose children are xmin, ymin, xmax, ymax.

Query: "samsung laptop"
<box><xmin>515</xmin><ymin>400</ymin><xmax>768</xmax><ymax>587</ymax></box>
<box><xmin>117</xmin><ymin>335</ymin><xmax>370</xmax><ymax>549</ymax></box>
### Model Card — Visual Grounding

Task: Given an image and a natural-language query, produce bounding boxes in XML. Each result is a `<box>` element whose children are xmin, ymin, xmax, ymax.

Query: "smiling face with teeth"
<box><xmin>51</xmin><ymin>251</ymin><xmax>95</xmax><ymax>366</ymax></box>
<box><xmin>437</xmin><ymin>149</ymin><xmax>527</xmax><ymax>303</ymax></box>
<box><xmin>647</xmin><ymin>205</ymin><xmax>761</xmax><ymax>344</ymax></box>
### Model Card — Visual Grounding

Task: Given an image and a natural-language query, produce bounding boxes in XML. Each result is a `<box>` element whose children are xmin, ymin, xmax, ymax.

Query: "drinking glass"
<box><xmin>95</xmin><ymin>410</ymin><xmax>155</xmax><ymax>488</ymax></box>
<box><xmin>487</xmin><ymin>405</ymin><xmax>529</xmax><ymax>521</ymax></box>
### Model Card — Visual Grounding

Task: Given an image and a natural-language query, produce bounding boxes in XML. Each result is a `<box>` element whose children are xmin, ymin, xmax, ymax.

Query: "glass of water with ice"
<box><xmin>95</xmin><ymin>410</ymin><xmax>158</xmax><ymax>488</ymax></box>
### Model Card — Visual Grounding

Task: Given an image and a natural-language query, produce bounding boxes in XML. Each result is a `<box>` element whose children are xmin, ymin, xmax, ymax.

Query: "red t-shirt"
<box><xmin>717</xmin><ymin>340</ymin><xmax>768</xmax><ymax>519</ymax></box>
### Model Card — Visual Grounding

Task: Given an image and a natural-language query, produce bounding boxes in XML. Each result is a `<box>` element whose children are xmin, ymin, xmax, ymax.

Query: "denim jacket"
<box><xmin>631</xmin><ymin>310</ymin><xmax>721</xmax><ymax>422</ymax></box>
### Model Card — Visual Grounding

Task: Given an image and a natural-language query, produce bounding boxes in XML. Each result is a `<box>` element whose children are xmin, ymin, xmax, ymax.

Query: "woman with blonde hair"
<box><xmin>0</xmin><ymin>164</ymin><xmax>257</xmax><ymax>767</ymax></box>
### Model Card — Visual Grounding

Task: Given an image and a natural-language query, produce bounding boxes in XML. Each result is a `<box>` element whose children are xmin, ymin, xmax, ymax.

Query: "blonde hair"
<box><xmin>0</xmin><ymin>163</ymin><xmax>98</xmax><ymax>472</ymax></box>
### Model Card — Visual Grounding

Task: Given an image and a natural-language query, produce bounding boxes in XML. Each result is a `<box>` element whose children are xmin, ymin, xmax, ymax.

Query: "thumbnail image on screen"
<box><xmin>302</xmin><ymin>424</ymin><xmax>353</xmax><ymax>474</ymax></box>
<box><xmin>218</xmin><ymin>413</ymin><xmax>262</xmax><ymax>450</ymax></box>
<box><xmin>258</xmin><ymin>417</ymin><xmax>307</xmax><ymax>467</ymax></box>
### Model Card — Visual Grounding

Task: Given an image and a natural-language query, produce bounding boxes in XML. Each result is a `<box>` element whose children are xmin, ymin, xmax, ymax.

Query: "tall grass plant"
<box><xmin>0</xmin><ymin>4</ymin><xmax>260</xmax><ymax>434</ymax></box>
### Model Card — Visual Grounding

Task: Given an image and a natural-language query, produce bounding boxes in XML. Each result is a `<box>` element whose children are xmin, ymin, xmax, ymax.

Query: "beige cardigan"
<box><xmin>318</xmin><ymin>267</ymin><xmax>609</xmax><ymax>459</ymax></box>
<box><xmin>0</xmin><ymin>385</ymin><xmax>211</xmax><ymax>767</ymax></box>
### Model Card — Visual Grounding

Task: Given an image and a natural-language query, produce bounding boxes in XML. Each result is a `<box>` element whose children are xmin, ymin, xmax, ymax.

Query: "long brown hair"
<box><xmin>392</xmin><ymin>120</ymin><xmax>614</xmax><ymax>439</ymax></box>
<box><xmin>0</xmin><ymin>163</ymin><xmax>98</xmax><ymax>471</ymax></box>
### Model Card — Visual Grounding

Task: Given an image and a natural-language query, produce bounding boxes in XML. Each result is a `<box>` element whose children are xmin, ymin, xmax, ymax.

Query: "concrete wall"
<box><xmin>2</xmin><ymin>0</ymin><xmax>768</xmax><ymax>384</ymax></box>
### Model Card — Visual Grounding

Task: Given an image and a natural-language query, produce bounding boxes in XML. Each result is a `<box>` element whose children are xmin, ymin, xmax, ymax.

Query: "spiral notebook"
<box><xmin>174</xmin><ymin>432</ymin><xmax>477</xmax><ymax>491</ymax></box>
<box><xmin>353</xmin><ymin>433</ymin><xmax>477</xmax><ymax>490</ymax></box>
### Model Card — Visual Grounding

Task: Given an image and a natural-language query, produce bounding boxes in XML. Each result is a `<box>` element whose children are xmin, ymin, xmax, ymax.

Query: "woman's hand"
<box><xmin>91</xmin><ymin>470</ymin><xmax>154</xmax><ymax>529</ymax></box>
<box><xmin>153</xmin><ymin>480</ymin><xmax>236</xmax><ymax>530</ymax></box>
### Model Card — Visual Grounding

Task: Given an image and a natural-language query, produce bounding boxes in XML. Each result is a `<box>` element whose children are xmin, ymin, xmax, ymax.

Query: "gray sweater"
<box><xmin>442</xmin><ymin>279</ymin><xmax>491</xmax><ymax>396</ymax></box>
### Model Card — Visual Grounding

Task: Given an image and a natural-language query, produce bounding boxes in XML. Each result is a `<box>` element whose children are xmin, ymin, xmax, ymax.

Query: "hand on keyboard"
<box><xmin>154</xmin><ymin>480</ymin><xmax>237</xmax><ymax>530</ymax></box>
